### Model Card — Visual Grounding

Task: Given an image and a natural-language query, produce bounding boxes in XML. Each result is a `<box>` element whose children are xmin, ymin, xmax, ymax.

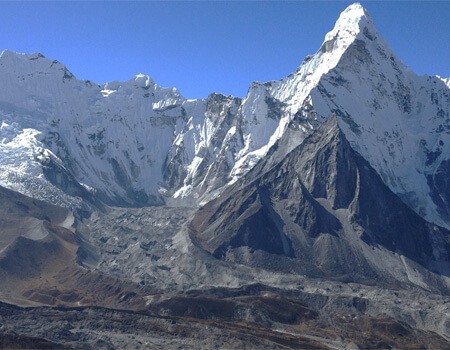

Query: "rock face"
<box><xmin>190</xmin><ymin>117</ymin><xmax>450</xmax><ymax>290</ymax></box>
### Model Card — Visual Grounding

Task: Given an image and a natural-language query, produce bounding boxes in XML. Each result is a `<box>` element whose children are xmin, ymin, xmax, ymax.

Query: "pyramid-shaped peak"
<box><xmin>325</xmin><ymin>3</ymin><xmax>376</xmax><ymax>43</ymax></box>
<box><xmin>342</xmin><ymin>3</ymin><xmax>368</xmax><ymax>17</ymax></box>
<box><xmin>338</xmin><ymin>3</ymin><xmax>371</xmax><ymax>24</ymax></box>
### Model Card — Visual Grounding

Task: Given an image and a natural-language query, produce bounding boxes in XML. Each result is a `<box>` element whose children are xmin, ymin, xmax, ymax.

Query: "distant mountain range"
<box><xmin>1</xmin><ymin>4</ymin><xmax>449</xmax><ymax>227</ymax></box>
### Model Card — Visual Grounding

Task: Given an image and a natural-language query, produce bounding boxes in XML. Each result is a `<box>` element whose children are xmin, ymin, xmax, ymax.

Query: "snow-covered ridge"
<box><xmin>0</xmin><ymin>3</ymin><xmax>449</xmax><ymax>230</ymax></box>
<box><xmin>225</xmin><ymin>2</ymin><xmax>382</xmax><ymax>180</ymax></box>
<box><xmin>0</xmin><ymin>3</ymin><xmax>381</xmax><ymax>207</ymax></box>
<box><xmin>0</xmin><ymin>49</ymin><xmax>189</xmax><ymax>206</ymax></box>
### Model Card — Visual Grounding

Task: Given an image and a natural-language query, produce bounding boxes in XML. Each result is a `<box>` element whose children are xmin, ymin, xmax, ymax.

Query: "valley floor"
<box><xmin>0</xmin><ymin>202</ymin><xmax>449</xmax><ymax>349</ymax></box>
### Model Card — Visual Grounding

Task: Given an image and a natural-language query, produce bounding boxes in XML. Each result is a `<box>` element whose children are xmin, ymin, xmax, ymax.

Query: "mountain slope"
<box><xmin>232</xmin><ymin>3</ymin><xmax>450</xmax><ymax>228</ymax></box>
<box><xmin>189</xmin><ymin>117</ymin><xmax>450</xmax><ymax>292</ymax></box>
<box><xmin>0</xmin><ymin>184</ymin><xmax>154</xmax><ymax>309</ymax></box>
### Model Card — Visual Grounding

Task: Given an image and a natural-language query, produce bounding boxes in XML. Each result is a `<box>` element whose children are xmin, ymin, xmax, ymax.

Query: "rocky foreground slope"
<box><xmin>0</xmin><ymin>2</ymin><xmax>449</xmax><ymax>349</ymax></box>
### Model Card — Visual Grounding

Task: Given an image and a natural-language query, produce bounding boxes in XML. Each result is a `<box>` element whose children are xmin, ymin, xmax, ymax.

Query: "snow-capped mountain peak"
<box><xmin>302</xmin><ymin>5</ymin><xmax>450</xmax><ymax>229</ymax></box>
<box><xmin>0</xmin><ymin>50</ymin><xmax>75</xmax><ymax>79</ymax></box>
<box><xmin>268</xmin><ymin>3</ymin><xmax>383</xmax><ymax>117</ymax></box>
<box><xmin>327</xmin><ymin>2</ymin><xmax>374</xmax><ymax>41</ymax></box>
<box><xmin>224</xmin><ymin>4</ymin><xmax>385</xmax><ymax>181</ymax></box>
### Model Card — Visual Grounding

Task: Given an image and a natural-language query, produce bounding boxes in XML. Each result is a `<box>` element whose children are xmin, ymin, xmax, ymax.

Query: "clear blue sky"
<box><xmin>1</xmin><ymin>1</ymin><xmax>449</xmax><ymax>99</ymax></box>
